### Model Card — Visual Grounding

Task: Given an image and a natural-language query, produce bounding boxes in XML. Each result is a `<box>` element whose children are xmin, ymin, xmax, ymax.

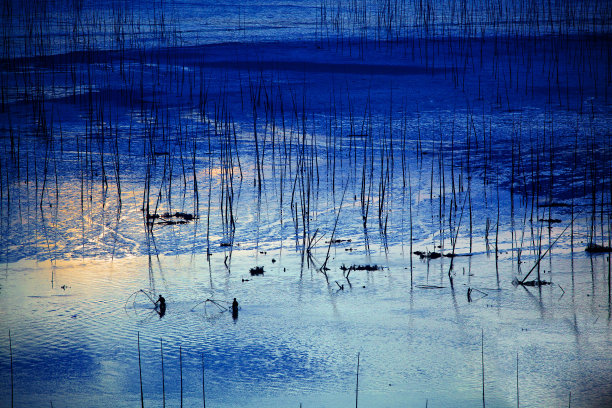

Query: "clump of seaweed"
<box><xmin>443</xmin><ymin>252</ymin><xmax>473</xmax><ymax>258</ymax></box>
<box><xmin>156</xmin><ymin>220</ymin><xmax>188</xmax><ymax>226</ymax></box>
<box><xmin>414</xmin><ymin>251</ymin><xmax>441</xmax><ymax>259</ymax></box>
<box><xmin>163</xmin><ymin>212</ymin><xmax>196</xmax><ymax>221</ymax></box>
<box><xmin>340</xmin><ymin>264</ymin><xmax>382</xmax><ymax>272</ymax></box>
<box><xmin>538</xmin><ymin>218</ymin><xmax>562</xmax><ymax>224</ymax></box>
<box><xmin>414</xmin><ymin>251</ymin><xmax>472</xmax><ymax>260</ymax></box>
<box><xmin>249</xmin><ymin>266</ymin><xmax>265</xmax><ymax>276</ymax></box>
<box><xmin>512</xmin><ymin>278</ymin><xmax>552</xmax><ymax>287</ymax></box>
<box><xmin>146</xmin><ymin>211</ymin><xmax>197</xmax><ymax>226</ymax></box>
<box><xmin>537</xmin><ymin>202</ymin><xmax>570</xmax><ymax>208</ymax></box>
<box><xmin>585</xmin><ymin>243</ymin><xmax>612</xmax><ymax>253</ymax></box>
<box><xmin>326</xmin><ymin>238</ymin><xmax>352</xmax><ymax>244</ymax></box>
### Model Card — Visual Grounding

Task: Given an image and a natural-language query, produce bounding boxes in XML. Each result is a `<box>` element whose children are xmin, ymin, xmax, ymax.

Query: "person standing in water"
<box><xmin>231</xmin><ymin>298</ymin><xmax>239</xmax><ymax>319</ymax></box>
<box><xmin>155</xmin><ymin>295</ymin><xmax>166</xmax><ymax>317</ymax></box>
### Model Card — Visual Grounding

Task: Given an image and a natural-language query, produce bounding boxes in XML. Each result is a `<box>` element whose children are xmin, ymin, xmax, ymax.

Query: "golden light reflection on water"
<box><xmin>1</xmin><ymin>247</ymin><xmax>611</xmax><ymax>407</ymax></box>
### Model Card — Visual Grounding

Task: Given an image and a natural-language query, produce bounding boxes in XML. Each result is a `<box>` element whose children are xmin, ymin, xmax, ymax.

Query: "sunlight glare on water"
<box><xmin>0</xmin><ymin>0</ymin><xmax>611</xmax><ymax>406</ymax></box>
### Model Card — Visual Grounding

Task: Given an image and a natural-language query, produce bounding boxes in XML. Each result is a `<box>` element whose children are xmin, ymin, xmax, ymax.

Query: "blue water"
<box><xmin>0</xmin><ymin>0</ymin><xmax>611</xmax><ymax>406</ymax></box>
<box><xmin>1</xmin><ymin>249</ymin><xmax>611</xmax><ymax>407</ymax></box>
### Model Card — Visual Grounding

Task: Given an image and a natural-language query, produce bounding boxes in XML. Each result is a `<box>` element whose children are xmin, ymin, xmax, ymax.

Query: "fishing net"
<box><xmin>124</xmin><ymin>289</ymin><xmax>165</xmax><ymax>322</ymax></box>
<box><xmin>190</xmin><ymin>298</ymin><xmax>238</xmax><ymax>322</ymax></box>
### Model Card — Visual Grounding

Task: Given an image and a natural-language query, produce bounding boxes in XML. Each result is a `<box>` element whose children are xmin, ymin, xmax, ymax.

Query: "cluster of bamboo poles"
<box><xmin>0</xmin><ymin>1</ymin><xmax>608</xmax><ymax>290</ymax></box>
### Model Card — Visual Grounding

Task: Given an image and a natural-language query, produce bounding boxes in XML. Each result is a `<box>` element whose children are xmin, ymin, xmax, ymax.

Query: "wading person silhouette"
<box><xmin>156</xmin><ymin>294</ymin><xmax>166</xmax><ymax>307</ymax></box>
<box><xmin>155</xmin><ymin>294</ymin><xmax>166</xmax><ymax>317</ymax></box>
<box><xmin>231</xmin><ymin>297</ymin><xmax>239</xmax><ymax>319</ymax></box>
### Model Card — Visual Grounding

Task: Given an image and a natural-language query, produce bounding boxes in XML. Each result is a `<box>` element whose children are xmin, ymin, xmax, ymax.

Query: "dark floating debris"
<box><xmin>414</xmin><ymin>250</ymin><xmax>471</xmax><ymax>259</ymax></box>
<box><xmin>538</xmin><ymin>218</ymin><xmax>562</xmax><ymax>224</ymax></box>
<box><xmin>415</xmin><ymin>284</ymin><xmax>445</xmax><ymax>289</ymax></box>
<box><xmin>220</xmin><ymin>242</ymin><xmax>232</xmax><ymax>247</ymax></box>
<box><xmin>147</xmin><ymin>211</ymin><xmax>197</xmax><ymax>226</ymax></box>
<box><xmin>156</xmin><ymin>219</ymin><xmax>188</xmax><ymax>225</ymax></box>
<box><xmin>443</xmin><ymin>253</ymin><xmax>472</xmax><ymax>258</ymax></box>
<box><xmin>538</xmin><ymin>202</ymin><xmax>570</xmax><ymax>208</ymax></box>
<box><xmin>166</xmin><ymin>211</ymin><xmax>195</xmax><ymax>221</ymax></box>
<box><xmin>512</xmin><ymin>278</ymin><xmax>552</xmax><ymax>287</ymax></box>
<box><xmin>522</xmin><ymin>280</ymin><xmax>552</xmax><ymax>286</ymax></box>
<box><xmin>340</xmin><ymin>264</ymin><xmax>382</xmax><ymax>272</ymax></box>
<box><xmin>249</xmin><ymin>266</ymin><xmax>265</xmax><ymax>276</ymax></box>
<box><xmin>326</xmin><ymin>238</ymin><xmax>352</xmax><ymax>244</ymax></box>
<box><xmin>585</xmin><ymin>243</ymin><xmax>612</xmax><ymax>253</ymax></box>
<box><xmin>414</xmin><ymin>251</ymin><xmax>441</xmax><ymax>259</ymax></box>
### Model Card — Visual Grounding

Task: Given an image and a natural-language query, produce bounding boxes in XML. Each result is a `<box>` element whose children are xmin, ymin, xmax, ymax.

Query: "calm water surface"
<box><xmin>1</xmin><ymin>0</ymin><xmax>611</xmax><ymax>406</ymax></box>
<box><xmin>1</xmin><ymin>247</ymin><xmax>611</xmax><ymax>406</ymax></box>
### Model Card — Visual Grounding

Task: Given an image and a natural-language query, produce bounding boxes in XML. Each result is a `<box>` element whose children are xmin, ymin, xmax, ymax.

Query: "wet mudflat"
<box><xmin>0</xmin><ymin>0</ymin><xmax>611</xmax><ymax>406</ymax></box>
<box><xmin>1</xmin><ymin>249</ymin><xmax>611</xmax><ymax>407</ymax></box>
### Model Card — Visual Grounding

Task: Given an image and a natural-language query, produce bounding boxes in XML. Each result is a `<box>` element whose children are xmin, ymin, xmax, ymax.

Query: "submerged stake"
<box><xmin>180</xmin><ymin>345</ymin><xmax>183</xmax><ymax>408</ymax></box>
<box><xmin>161</xmin><ymin>338</ymin><xmax>165</xmax><ymax>408</ymax></box>
<box><xmin>9</xmin><ymin>329</ymin><xmax>13</xmax><ymax>408</ymax></box>
<box><xmin>202</xmin><ymin>353</ymin><xmax>206</xmax><ymax>408</ymax></box>
<box><xmin>355</xmin><ymin>352</ymin><xmax>360</xmax><ymax>408</ymax></box>
<box><xmin>482</xmin><ymin>329</ymin><xmax>485</xmax><ymax>408</ymax></box>
<box><xmin>138</xmin><ymin>332</ymin><xmax>144</xmax><ymax>408</ymax></box>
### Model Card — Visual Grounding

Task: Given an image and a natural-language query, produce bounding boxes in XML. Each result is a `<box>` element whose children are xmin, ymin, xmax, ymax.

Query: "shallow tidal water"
<box><xmin>1</xmin><ymin>243</ymin><xmax>612</xmax><ymax>406</ymax></box>
<box><xmin>1</xmin><ymin>0</ymin><xmax>612</xmax><ymax>406</ymax></box>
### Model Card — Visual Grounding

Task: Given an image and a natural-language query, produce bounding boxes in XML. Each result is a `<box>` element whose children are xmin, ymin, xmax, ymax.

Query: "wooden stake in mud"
<box><xmin>516</xmin><ymin>352</ymin><xmax>519</xmax><ymax>408</ymax></box>
<box><xmin>520</xmin><ymin>215</ymin><xmax>577</xmax><ymax>284</ymax></box>
<box><xmin>161</xmin><ymin>338</ymin><xmax>165</xmax><ymax>408</ymax></box>
<box><xmin>138</xmin><ymin>332</ymin><xmax>144</xmax><ymax>408</ymax></box>
<box><xmin>481</xmin><ymin>329</ymin><xmax>485</xmax><ymax>408</ymax></box>
<box><xmin>9</xmin><ymin>329</ymin><xmax>13</xmax><ymax>408</ymax></box>
<box><xmin>202</xmin><ymin>353</ymin><xmax>206</xmax><ymax>408</ymax></box>
<box><xmin>180</xmin><ymin>345</ymin><xmax>183</xmax><ymax>408</ymax></box>
<box><xmin>355</xmin><ymin>352</ymin><xmax>360</xmax><ymax>408</ymax></box>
